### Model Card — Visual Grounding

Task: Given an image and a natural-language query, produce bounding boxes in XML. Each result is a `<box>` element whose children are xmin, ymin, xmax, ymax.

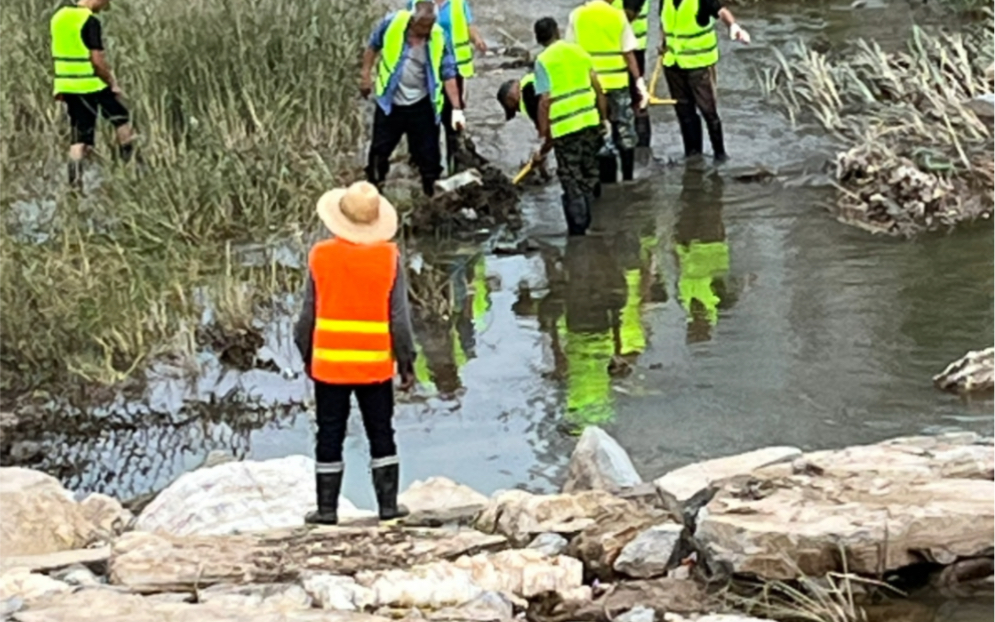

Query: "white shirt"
<box><xmin>565</xmin><ymin>2</ymin><xmax>638</xmax><ymax>52</ymax></box>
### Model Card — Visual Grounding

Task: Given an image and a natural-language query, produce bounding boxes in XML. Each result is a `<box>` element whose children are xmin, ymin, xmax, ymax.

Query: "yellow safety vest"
<box><xmin>409</xmin><ymin>0</ymin><xmax>474</xmax><ymax>78</ymax></box>
<box><xmin>376</xmin><ymin>11</ymin><xmax>446</xmax><ymax>116</ymax></box>
<box><xmin>573</xmin><ymin>0</ymin><xmax>630</xmax><ymax>91</ymax></box>
<box><xmin>519</xmin><ymin>73</ymin><xmax>535</xmax><ymax>115</ymax></box>
<box><xmin>50</xmin><ymin>6</ymin><xmax>106</xmax><ymax>96</ymax></box>
<box><xmin>662</xmin><ymin>0</ymin><xmax>719</xmax><ymax>69</ymax></box>
<box><xmin>676</xmin><ymin>240</ymin><xmax>729</xmax><ymax>326</ymax></box>
<box><xmin>536</xmin><ymin>41</ymin><xmax>601</xmax><ymax>139</ymax></box>
<box><xmin>619</xmin><ymin>235</ymin><xmax>656</xmax><ymax>355</ymax></box>
<box><xmin>559</xmin><ymin>318</ymin><xmax>615</xmax><ymax>429</ymax></box>
<box><xmin>612</xmin><ymin>0</ymin><xmax>649</xmax><ymax>51</ymax></box>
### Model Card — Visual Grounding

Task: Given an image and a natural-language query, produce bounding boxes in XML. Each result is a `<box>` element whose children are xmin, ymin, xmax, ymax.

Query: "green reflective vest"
<box><xmin>661</xmin><ymin>0</ymin><xmax>719</xmax><ymax>69</ymax></box>
<box><xmin>611</xmin><ymin>0</ymin><xmax>648</xmax><ymax>51</ymax></box>
<box><xmin>536</xmin><ymin>41</ymin><xmax>601</xmax><ymax>139</ymax></box>
<box><xmin>675</xmin><ymin>240</ymin><xmax>729</xmax><ymax>326</ymax></box>
<box><xmin>573</xmin><ymin>0</ymin><xmax>630</xmax><ymax>91</ymax></box>
<box><xmin>559</xmin><ymin>318</ymin><xmax>615</xmax><ymax>428</ymax></box>
<box><xmin>377</xmin><ymin>11</ymin><xmax>446</xmax><ymax>116</ymax></box>
<box><xmin>450</xmin><ymin>0</ymin><xmax>475</xmax><ymax>78</ymax></box>
<box><xmin>50</xmin><ymin>6</ymin><xmax>106</xmax><ymax>95</ymax></box>
<box><xmin>519</xmin><ymin>73</ymin><xmax>535</xmax><ymax>115</ymax></box>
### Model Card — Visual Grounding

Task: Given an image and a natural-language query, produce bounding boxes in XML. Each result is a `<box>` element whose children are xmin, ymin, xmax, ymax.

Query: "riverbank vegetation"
<box><xmin>0</xmin><ymin>0</ymin><xmax>380</xmax><ymax>398</ymax></box>
<box><xmin>760</xmin><ymin>15</ymin><xmax>994</xmax><ymax>236</ymax></box>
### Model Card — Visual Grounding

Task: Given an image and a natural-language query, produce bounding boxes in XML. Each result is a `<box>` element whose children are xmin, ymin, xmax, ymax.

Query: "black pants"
<box><xmin>62</xmin><ymin>88</ymin><xmax>130</xmax><ymax>146</ymax></box>
<box><xmin>366</xmin><ymin>97</ymin><xmax>442</xmax><ymax>196</ymax></box>
<box><xmin>664</xmin><ymin>64</ymin><xmax>723</xmax><ymax>156</ymax></box>
<box><xmin>440</xmin><ymin>74</ymin><xmax>465</xmax><ymax>172</ymax></box>
<box><xmin>314</xmin><ymin>379</ymin><xmax>397</xmax><ymax>466</ymax></box>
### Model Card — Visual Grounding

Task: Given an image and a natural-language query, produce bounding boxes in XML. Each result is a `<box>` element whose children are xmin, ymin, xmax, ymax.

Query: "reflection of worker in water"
<box><xmin>674</xmin><ymin>167</ymin><xmax>731</xmax><ymax>342</ymax></box>
<box><xmin>412</xmin><ymin>255</ymin><xmax>490</xmax><ymax>397</ymax></box>
<box><xmin>537</xmin><ymin>235</ymin><xmax>654</xmax><ymax>432</ymax></box>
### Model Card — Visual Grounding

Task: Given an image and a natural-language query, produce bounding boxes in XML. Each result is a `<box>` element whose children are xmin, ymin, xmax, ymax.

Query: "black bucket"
<box><xmin>635</xmin><ymin>111</ymin><xmax>651</xmax><ymax>148</ymax></box>
<box><xmin>598</xmin><ymin>144</ymin><xmax>618</xmax><ymax>184</ymax></box>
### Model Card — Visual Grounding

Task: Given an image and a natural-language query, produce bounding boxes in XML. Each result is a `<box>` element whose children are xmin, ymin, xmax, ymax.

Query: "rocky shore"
<box><xmin>1</xmin><ymin>429</ymin><xmax>992</xmax><ymax>622</ymax></box>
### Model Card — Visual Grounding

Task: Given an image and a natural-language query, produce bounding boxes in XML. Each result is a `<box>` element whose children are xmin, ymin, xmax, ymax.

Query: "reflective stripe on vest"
<box><xmin>376</xmin><ymin>11</ymin><xmax>446</xmax><ymax>116</ymax></box>
<box><xmin>309</xmin><ymin>238</ymin><xmax>398</xmax><ymax>383</ymax></box>
<box><xmin>675</xmin><ymin>240</ymin><xmax>729</xmax><ymax>326</ymax></box>
<box><xmin>50</xmin><ymin>7</ymin><xmax>105</xmax><ymax>95</ymax></box>
<box><xmin>574</xmin><ymin>1</ymin><xmax>629</xmax><ymax>91</ymax></box>
<box><xmin>611</xmin><ymin>0</ymin><xmax>649</xmax><ymax>51</ymax></box>
<box><xmin>662</xmin><ymin>0</ymin><xmax>719</xmax><ymax>69</ymax></box>
<box><xmin>519</xmin><ymin>73</ymin><xmax>535</xmax><ymax>115</ymax></box>
<box><xmin>537</xmin><ymin>41</ymin><xmax>601</xmax><ymax>139</ymax></box>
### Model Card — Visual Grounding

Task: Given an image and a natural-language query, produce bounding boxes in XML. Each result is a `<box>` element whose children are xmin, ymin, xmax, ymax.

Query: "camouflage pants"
<box><xmin>554</xmin><ymin>125</ymin><xmax>602</xmax><ymax>199</ymax></box>
<box><xmin>606</xmin><ymin>88</ymin><xmax>637</xmax><ymax>151</ymax></box>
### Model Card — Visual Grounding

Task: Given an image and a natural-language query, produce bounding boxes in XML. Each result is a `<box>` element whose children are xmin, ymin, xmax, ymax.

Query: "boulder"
<box><xmin>453</xmin><ymin>550</ymin><xmax>582</xmax><ymax>598</ymax></box>
<box><xmin>302</xmin><ymin>574</ymin><xmax>374</xmax><ymax>611</ymax></box>
<box><xmin>0</xmin><ymin>569</ymin><xmax>71</xmax><ymax>603</ymax></box>
<box><xmin>613</xmin><ymin>523</ymin><xmax>686</xmax><ymax>579</ymax></box>
<box><xmin>134</xmin><ymin>455</ymin><xmax>375</xmax><ymax>536</ymax></box>
<box><xmin>562</xmin><ymin>427</ymin><xmax>642</xmax><ymax>493</ymax></box>
<box><xmin>526</xmin><ymin>533</ymin><xmax>569</xmax><ymax>557</ymax></box>
<box><xmin>0</xmin><ymin>468</ymin><xmax>97</xmax><ymax>556</ymax></box>
<box><xmin>475</xmin><ymin>489</ymin><xmax>632</xmax><ymax>545</ymax></box>
<box><xmin>80</xmin><ymin>493</ymin><xmax>134</xmax><ymax>537</ymax></box>
<box><xmin>398</xmin><ymin>477</ymin><xmax>489</xmax><ymax>514</ymax></box>
<box><xmin>933</xmin><ymin>347</ymin><xmax>994</xmax><ymax>394</ymax></box>
<box><xmin>695</xmin><ymin>434</ymin><xmax>995</xmax><ymax>580</ymax></box>
<box><xmin>654</xmin><ymin>446</ymin><xmax>802</xmax><ymax>505</ymax></box>
<box><xmin>566</xmin><ymin>505</ymin><xmax>664</xmax><ymax>581</ymax></box>
<box><xmin>604</xmin><ymin>578</ymin><xmax>709</xmax><ymax>615</ymax></box>
<box><xmin>427</xmin><ymin>591</ymin><xmax>514</xmax><ymax>621</ymax></box>
<box><xmin>197</xmin><ymin>583</ymin><xmax>312</xmax><ymax>610</ymax></box>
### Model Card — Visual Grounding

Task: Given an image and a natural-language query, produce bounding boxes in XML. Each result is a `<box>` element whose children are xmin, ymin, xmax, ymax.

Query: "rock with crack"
<box><xmin>933</xmin><ymin>347</ymin><xmax>994</xmax><ymax>394</ymax></box>
<box><xmin>134</xmin><ymin>455</ymin><xmax>376</xmax><ymax>536</ymax></box>
<box><xmin>562</xmin><ymin>427</ymin><xmax>643</xmax><ymax>494</ymax></box>
<box><xmin>0</xmin><ymin>468</ymin><xmax>99</xmax><ymax>556</ymax></box>
<box><xmin>653</xmin><ymin>447</ymin><xmax>802</xmax><ymax>508</ymax></box>
<box><xmin>566</xmin><ymin>504</ymin><xmax>667</xmax><ymax>581</ymax></box>
<box><xmin>695</xmin><ymin>434</ymin><xmax>995</xmax><ymax>580</ymax></box>
<box><xmin>196</xmin><ymin>583</ymin><xmax>312</xmax><ymax>610</ymax></box>
<box><xmin>613</xmin><ymin>523</ymin><xmax>687</xmax><ymax>579</ymax></box>
<box><xmin>108</xmin><ymin>526</ymin><xmax>507</xmax><ymax>593</ymax></box>
<box><xmin>475</xmin><ymin>489</ymin><xmax>633</xmax><ymax>546</ymax></box>
<box><xmin>397</xmin><ymin>477</ymin><xmax>489</xmax><ymax>527</ymax></box>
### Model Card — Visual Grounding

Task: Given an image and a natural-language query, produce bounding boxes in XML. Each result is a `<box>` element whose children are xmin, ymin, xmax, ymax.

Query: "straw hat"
<box><xmin>316</xmin><ymin>181</ymin><xmax>398</xmax><ymax>244</ymax></box>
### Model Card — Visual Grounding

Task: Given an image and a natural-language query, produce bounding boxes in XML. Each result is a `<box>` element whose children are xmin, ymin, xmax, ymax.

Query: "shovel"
<box><xmin>512</xmin><ymin>160</ymin><xmax>533</xmax><ymax>185</ymax></box>
<box><xmin>647</xmin><ymin>62</ymin><xmax>677</xmax><ymax>106</ymax></box>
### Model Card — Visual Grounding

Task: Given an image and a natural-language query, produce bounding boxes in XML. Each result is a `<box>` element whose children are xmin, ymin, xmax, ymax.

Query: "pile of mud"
<box><xmin>765</xmin><ymin>24</ymin><xmax>994</xmax><ymax>235</ymax></box>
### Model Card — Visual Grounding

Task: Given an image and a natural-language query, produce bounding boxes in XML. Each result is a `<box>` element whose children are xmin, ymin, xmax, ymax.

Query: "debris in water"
<box><xmin>933</xmin><ymin>347</ymin><xmax>994</xmax><ymax>394</ymax></box>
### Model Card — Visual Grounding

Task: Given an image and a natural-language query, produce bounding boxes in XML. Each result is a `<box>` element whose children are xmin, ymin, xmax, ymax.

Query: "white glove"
<box><xmin>729</xmin><ymin>23</ymin><xmax>751</xmax><ymax>44</ymax></box>
<box><xmin>601</xmin><ymin>120</ymin><xmax>613</xmax><ymax>136</ymax></box>
<box><xmin>451</xmin><ymin>109</ymin><xmax>466</xmax><ymax>131</ymax></box>
<box><xmin>635</xmin><ymin>76</ymin><xmax>650</xmax><ymax>109</ymax></box>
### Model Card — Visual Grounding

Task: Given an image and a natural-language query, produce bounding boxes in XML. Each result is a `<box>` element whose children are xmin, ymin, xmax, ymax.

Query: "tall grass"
<box><xmin>0</xmin><ymin>0</ymin><xmax>381</xmax><ymax>397</ymax></box>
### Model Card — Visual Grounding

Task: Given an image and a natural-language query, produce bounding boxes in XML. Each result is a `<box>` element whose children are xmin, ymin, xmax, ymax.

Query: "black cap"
<box><xmin>496</xmin><ymin>80</ymin><xmax>518</xmax><ymax>121</ymax></box>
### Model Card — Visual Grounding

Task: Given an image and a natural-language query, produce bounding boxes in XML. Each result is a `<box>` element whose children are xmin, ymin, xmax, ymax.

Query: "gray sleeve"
<box><xmin>293</xmin><ymin>274</ymin><xmax>316</xmax><ymax>368</ymax></box>
<box><xmin>390</xmin><ymin>255</ymin><xmax>417</xmax><ymax>374</ymax></box>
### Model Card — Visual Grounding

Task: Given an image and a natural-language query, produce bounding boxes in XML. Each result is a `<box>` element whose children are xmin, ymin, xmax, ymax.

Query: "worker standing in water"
<box><xmin>50</xmin><ymin>0</ymin><xmax>136</xmax><ymax>188</ymax></box>
<box><xmin>293</xmin><ymin>181</ymin><xmax>416</xmax><ymax>525</ymax></box>
<box><xmin>408</xmin><ymin>0</ymin><xmax>487</xmax><ymax>173</ymax></box>
<box><xmin>361</xmin><ymin>2</ymin><xmax>466</xmax><ymax>197</ymax></box>
<box><xmin>566</xmin><ymin>0</ymin><xmax>649</xmax><ymax>182</ymax></box>
<box><xmin>532</xmin><ymin>17</ymin><xmax>607</xmax><ymax>236</ymax></box>
<box><xmin>660</xmin><ymin>0</ymin><xmax>750</xmax><ymax>161</ymax></box>
<box><xmin>613</xmin><ymin>0</ymin><xmax>652</xmax><ymax>147</ymax></box>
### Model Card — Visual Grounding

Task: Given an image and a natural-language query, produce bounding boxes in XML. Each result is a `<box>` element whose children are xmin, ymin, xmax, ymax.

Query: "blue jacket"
<box><xmin>368</xmin><ymin>12</ymin><xmax>459</xmax><ymax>122</ymax></box>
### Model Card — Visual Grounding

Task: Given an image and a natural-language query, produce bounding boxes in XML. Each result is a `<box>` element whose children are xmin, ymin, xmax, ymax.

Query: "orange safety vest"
<box><xmin>309</xmin><ymin>238</ymin><xmax>398</xmax><ymax>384</ymax></box>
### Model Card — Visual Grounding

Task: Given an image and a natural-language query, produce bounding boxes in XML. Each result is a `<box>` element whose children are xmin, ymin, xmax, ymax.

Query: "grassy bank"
<box><xmin>0</xmin><ymin>0</ymin><xmax>381</xmax><ymax>397</ymax></box>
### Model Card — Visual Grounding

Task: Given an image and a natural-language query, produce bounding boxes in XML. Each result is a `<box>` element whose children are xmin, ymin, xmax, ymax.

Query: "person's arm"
<box><xmin>389</xmin><ymin>255</ymin><xmax>417</xmax><ymax>387</ymax></box>
<box><xmin>361</xmin><ymin>15</ymin><xmax>392</xmax><ymax>96</ymax></box>
<box><xmin>293</xmin><ymin>274</ymin><xmax>317</xmax><ymax>377</ymax></box>
<box><xmin>621</xmin><ymin>22</ymin><xmax>641</xmax><ymax>79</ymax></box>
<box><xmin>82</xmin><ymin>17</ymin><xmax>117</xmax><ymax>91</ymax></box>
<box><xmin>591</xmin><ymin>70</ymin><xmax>608</xmax><ymax>121</ymax></box>
<box><xmin>711</xmin><ymin>0</ymin><xmax>750</xmax><ymax>41</ymax></box>
<box><xmin>465</xmin><ymin>2</ymin><xmax>486</xmax><ymax>52</ymax></box>
<box><xmin>534</xmin><ymin>61</ymin><xmax>552</xmax><ymax>141</ymax></box>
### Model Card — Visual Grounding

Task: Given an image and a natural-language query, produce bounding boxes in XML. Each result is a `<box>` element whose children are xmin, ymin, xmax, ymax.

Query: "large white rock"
<box><xmin>427</xmin><ymin>591</ymin><xmax>514</xmax><ymax>621</ymax></box>
<box><xmin>475</xmin><ymin>489</ymin><xmax>632</xmax><ymax>545</ymax></box>
<box><xmin>0</xmin><ymin>468</ymin><xmax>97</xmax><ymax>556</ymax></box>
<box><xmin>526</xmin><ymin>533</ymin><xmax>569</xmax><ymax>557</ymax></box>
<box><xmin>0</xmin><ymin>568</ymin><xmax>71</xmax><ymax>603</ymax></box>
<box><xmin>398</xmin><ymin>477</ymin><xmax>489</xmax><ymax>514</ymax></box>
<box><xmin>695</xmin><ymin>434</ymin><xmax>995</xmax><ymax>580</ymax></box>
<box><xmin>197</xmin><ymin>583</ymin><xmax>312</xmax><ymax>610</ymax></box>
<box><xmin>453</xmin><ymin>550</ymin><xmax>583</xmax><ymax>598</ymax></box>
<box><xmin>302</xmin><ymin>574</ymin><xmax>375</xmax><ymax>611</ymax></box>
<box><xmin>654</xmin><ymin>447</ymin><xmax>802</xmax><ymax>504</ymax></box>
<box><xmin>933</xmin><ymin>347</ymin><xmax>994</xmax><ymax>393</ymax></box>
<box><xmin>135</xmin><ymin>455</ymin><xmax>375</xmax><ymax>536</ymax></box>
<box><xmin>613</xmin><ymin>523</ymin><xmax>685</xmax><ymax>579</ymax></box>
<box><xmin>563</xmin><ymin>427</ymin><xmax>643</xmax><ymax>493</ymax></box>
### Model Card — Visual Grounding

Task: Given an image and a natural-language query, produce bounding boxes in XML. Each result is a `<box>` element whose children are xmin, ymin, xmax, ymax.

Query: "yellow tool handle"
<box><xmin>512</xmin><ymin>160</ymin><xmax>533</xmax><ymax>185</ymax></box>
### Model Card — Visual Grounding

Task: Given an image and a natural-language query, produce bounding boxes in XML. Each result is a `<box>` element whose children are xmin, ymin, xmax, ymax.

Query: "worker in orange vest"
<box><xmin>293</xmin><ymin>181</ymin><xmax>417</xmax><ymax>525</ymax></box>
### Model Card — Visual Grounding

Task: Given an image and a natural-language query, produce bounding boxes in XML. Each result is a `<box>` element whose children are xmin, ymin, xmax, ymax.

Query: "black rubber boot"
<box><xmin>620</xmin><ymin>149</ymin><xmax>635</xmax><ymax>182</ymax></box>
<box><xmin>635</xmin><ymin>111</ymin><xmax>651</xmax><ymax>148</ymax></box>
<box><xmin>421</xmin><ymin>177</ymin><xmax>436</xmax><ymax>197</ymax></box>
<box><xmin>304</xmin><ymin>471</ymin><xmax>342</xmax><ymax>526</ymax></box>
<box><xmin>372</xmin><ymin>462</ymin><xmax>409</xmax><ymax>521</ymax></box>
<box><xmin>593</xmin><ymin>181</ymin><xmax>602</xmax><ymax>199</ymax></box>
<box><xmin>677</xmin><ymin>115</ymin><xmax>703</xmax><ymax>157</ymax></box>
<box><xmin>706</xmin><ymin>119</ymin><xmax>728</xmax><ymax>162</ymax></box>
<box><xmin>561</xmin><ymin>192</ymin><xmax>588</xmax><ymax>236</ymax></box>
<box><xmin>67</xmin><ymin>160</ymin><xmax>84</xmax><ymax>190</ymax></box>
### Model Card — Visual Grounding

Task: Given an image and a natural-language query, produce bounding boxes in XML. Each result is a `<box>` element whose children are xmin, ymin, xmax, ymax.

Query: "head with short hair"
<box><xmin>534</xmin><ymin>17</ymin><xmax>559</xmax><ymax>47</ymax></box>
<box><xmin>496</xmin><ymin>79</ymin><xmax>522</xmax><ymax>121</ymax></box>
<box><xmin>410</xmin><ymin>1</ymin><xmax>438</xmax><ymax>38</ymax></box>
<box><xmin>81</xmin><ymin>0</ymin><xmax>111</xmax><ymax>13</ymax></box>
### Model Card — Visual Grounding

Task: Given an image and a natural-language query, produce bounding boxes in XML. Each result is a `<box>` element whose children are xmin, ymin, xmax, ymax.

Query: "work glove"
<box><xmin>729</xmin><ymin>23</ymin><xmax>751</xmax><ymax>44</ymax></box>
<box><xmin>451</xmin><ymin>109</ymin><xmax>467</xmax><ymax>131</ymax></box>
<box><xmin>635</xmin><ymin>76</ymin><xmax>650</xmax><ymax>109</ymax></box>
<box><xmin>601</xmin><ymin>120</ymin><xmax>612</xmax><ymax>137</ymax></box>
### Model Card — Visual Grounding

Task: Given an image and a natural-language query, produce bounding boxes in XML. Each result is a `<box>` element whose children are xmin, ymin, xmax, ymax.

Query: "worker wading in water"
<box><xmin>361</xmin><ymin>2</ymin><xmax>466</xmax><ymax>197</ymax></box>
<box><xmin>50</xmin><ymin>0</ymin><xmax>136</xmax><ymax>187</ymax></box>
<box><xmin>294</xmin><ymin>182</ymin><xmax>417</xmax><ymax>525</ymax></box>
<box><xmin>659</xmin><ymin>0</ymin><xmax>750</xmax><ymax>161</ymax></box>
<box><xmin>566</xmin><ymin>0</ymin><xmax>649</xmax><ymax>181</ymax></box>
<box><xmin>407</xmin><ymin>0</ymin><xmax>487</xmax><ymax>174</ymax></box>
<box><xmin>532</xmin><ymin>17</ymin><xmax>608</xmax><ymax>236</ymax></box>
